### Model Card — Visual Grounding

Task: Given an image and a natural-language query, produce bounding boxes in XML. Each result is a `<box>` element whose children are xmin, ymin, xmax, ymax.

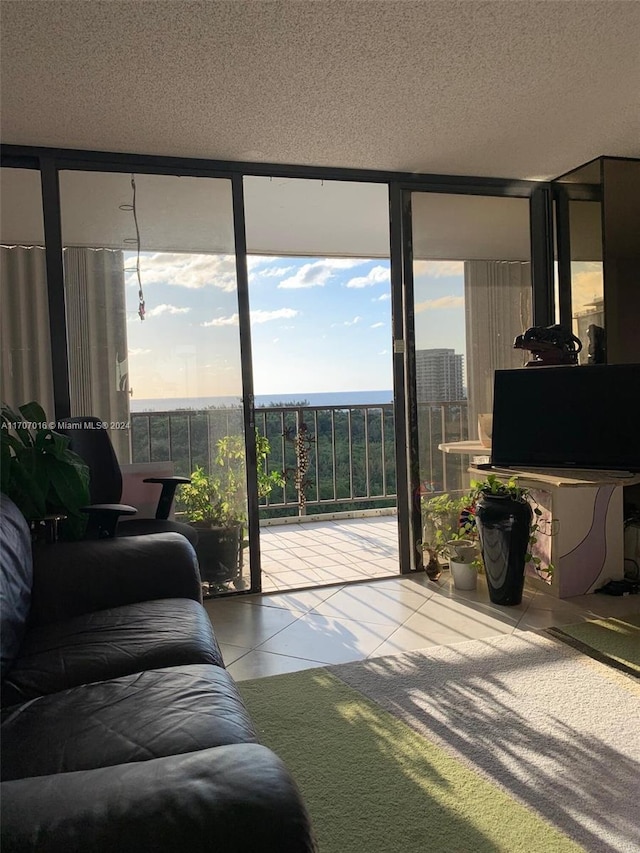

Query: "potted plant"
<box><xmin>177</xmin><ymin>430</ymin><xmax>283</xmax><ymax>590</ymax></box>
<box><xmin>445</xmin><ymin>533</ymin><xmax>480</xmax><ymax>591</ymax></box>
<box><xmin>1</xmin><ymin>401</ymin><xmax>90</xmax><ymax>541</ymax></box>
<box><xmin>419</xmin><ymin>491</ymin><xmax>475</xmax><ymax>580</ymax></box>
<box><xmin>468</xmin><ymin>473</ymin><xmax>552</xmax><ymax>605</ymax></box>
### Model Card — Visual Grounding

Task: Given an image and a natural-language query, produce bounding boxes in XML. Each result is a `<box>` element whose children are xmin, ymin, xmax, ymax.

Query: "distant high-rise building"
<box><xmin>415</xmin><ymin>348</ymin><xmax>465</xmax><ymax>402</ymax></box>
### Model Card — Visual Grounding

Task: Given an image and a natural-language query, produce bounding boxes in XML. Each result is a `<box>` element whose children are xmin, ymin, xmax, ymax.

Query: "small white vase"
<box><xmin>450</xmin><ymin>559</ymin><xmax>478</xmax><ymax>590</ymax></box>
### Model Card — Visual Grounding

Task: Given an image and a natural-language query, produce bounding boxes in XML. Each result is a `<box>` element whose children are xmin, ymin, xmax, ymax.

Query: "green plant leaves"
<box><xmin>1</xmin><ymin>400</ymin><xmax>90</xmax><ymax>539</ymax></box>
<box><xmin>177</xmin><ymin>430</ymin><xmax>282</xmax><ymax>527</ymax></box>
<box><xmin>425</xmin><ymin>476</ymin><xmax>555</xmax><ymax>580</ymax></box>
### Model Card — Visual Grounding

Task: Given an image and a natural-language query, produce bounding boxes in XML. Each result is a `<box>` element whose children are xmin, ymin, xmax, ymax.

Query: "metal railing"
<box><xmin>130</xmin><ymin>400</ymin><xmax>469</xmax><ymax>516</ymax></box>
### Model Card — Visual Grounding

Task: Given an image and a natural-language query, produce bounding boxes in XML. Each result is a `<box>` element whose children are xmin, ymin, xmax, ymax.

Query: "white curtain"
<box><xmin>1</xmin><ymin>245</ymin><xmax>130</xmax><ymax>461</ymax></box>
<box><xmin>64</xmin><ymin>247</ymin><xmax>130</xmax><ymax>460</ymax></box>
<box><xmin>0</xmin><ymin>245</ymin><xmax>55</xmax><ymax>418</ymax></box>
<box><xmin>464</xmin><ymin>260</ymin><xmax>532</xmax><ymax>434</ymax></box>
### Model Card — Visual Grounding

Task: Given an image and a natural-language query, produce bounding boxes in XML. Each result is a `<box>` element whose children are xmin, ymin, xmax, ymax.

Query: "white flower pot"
<box><xmin>445</xmin><ymin>539</ymin><xmax>477</xmax><ymax>563</ymax></box>
<box><xmin>450</xmin><ymin>559</ymin><xmax>478</xmax><ymax>590</ymax></box>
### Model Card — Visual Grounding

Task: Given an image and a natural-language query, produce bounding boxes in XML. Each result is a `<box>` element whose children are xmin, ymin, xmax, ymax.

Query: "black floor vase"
<box><xmin>475</xmin><ymin>494</ymin><xmax>532</xmax><ymax>606</ymax></box>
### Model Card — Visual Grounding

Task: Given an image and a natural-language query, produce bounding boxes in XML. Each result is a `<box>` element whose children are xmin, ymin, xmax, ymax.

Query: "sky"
<box><xmin>570</xmin><ymin>261</ymin><xmax>604</xmax><ymax>313</ymax></box>
<box><xmin>124</xmin><ymin>252</ymin><xmax>466</xmax><ymax>401</ymax></box>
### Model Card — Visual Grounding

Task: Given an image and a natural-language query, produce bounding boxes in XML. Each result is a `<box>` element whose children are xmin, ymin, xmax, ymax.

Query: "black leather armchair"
<box><xmin>58</xmin><ymin>416</ymin><xmax>197</xmax><ymax>546</ymax></box>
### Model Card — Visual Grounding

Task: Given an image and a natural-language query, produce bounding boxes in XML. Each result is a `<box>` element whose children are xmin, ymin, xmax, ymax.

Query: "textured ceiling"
<box><xmin>1</xmin><ymin>0</ymin><xmax>639</xmax><ymax>180</ymax></box>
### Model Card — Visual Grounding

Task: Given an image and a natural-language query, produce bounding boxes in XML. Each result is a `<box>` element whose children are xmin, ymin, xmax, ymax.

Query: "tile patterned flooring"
<box><xmin>205</xmin><ymin>568</ymin><xmax>640</xmax><ymax>682</ymax></box>
<box><xmin>258</xmin><ymin>513</ymin><xmax>401</xmax><ymax>592</ymax></box>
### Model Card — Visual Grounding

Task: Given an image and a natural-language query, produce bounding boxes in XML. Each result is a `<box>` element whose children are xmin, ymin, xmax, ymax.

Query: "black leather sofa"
<box><xmin>0</xmin><ymin>494</ymin><xmax>316</xmax><ymax>853</ymax></box>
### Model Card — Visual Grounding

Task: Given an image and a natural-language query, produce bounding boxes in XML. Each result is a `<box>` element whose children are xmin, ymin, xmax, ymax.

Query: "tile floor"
<box><xmin>258</xmin><ymin>514</ymin><xmax>400</xmax><ymax>592</ymax></box>
<box><xmin>205</xmin><ymin>571</ymin><xmax>640</xmax><ymax>681</ymax></box>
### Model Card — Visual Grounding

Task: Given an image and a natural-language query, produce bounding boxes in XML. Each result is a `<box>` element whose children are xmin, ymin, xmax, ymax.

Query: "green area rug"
<box><xmin>240</xmin><ymin>633</ymin><xmax>640</xmax><ymax>853</ymax></box>
<box><xmin>547</xmin><ymin>613</ymin><xmax>640</xmax><ymax>675</ymax></box>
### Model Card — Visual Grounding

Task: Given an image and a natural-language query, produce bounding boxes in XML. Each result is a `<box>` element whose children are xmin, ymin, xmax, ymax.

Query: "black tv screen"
<box><xmin>490</xmin><ymin>364</ymin><xmax>640</xmax><ymax>472</ymax></box>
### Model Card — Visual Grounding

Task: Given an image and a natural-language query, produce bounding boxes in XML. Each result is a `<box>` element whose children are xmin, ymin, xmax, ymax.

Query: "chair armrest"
<box><xmin>0</xmin><ymin>745</ymin><xmax>317</xmax><ymax>853</ymax></box>
<box><xmin>82</xmin><ymin>503</ymin><xmax>137</xmax><ymax>538</ymax></box>
<box><xmin>29</xmin><ymin>532</ymin><xmax>202</xmax><ymax>627</ymax></box>
<box><xmin>143</xmin><ymin>477</ymin><xmax>191</xmax><ymax>520</ymax></box>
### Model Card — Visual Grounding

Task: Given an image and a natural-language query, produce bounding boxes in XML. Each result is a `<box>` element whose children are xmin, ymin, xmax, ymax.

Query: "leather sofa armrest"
<box><xmin>0</xmin><ymin>744</ymin><xmax>317</xmax><ymax>853</ymax></box>
<box><xmin>29</xmin><ymin>532</ymin><xmax>202</xmax><ymax>627</ymax></box>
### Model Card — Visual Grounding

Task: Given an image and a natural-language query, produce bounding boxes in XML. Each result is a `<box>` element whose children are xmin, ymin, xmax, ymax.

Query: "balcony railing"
<box><xmin>130</xmin><ymin>401</ymin><xmax>469</xmax><ymax>517</ymax></box>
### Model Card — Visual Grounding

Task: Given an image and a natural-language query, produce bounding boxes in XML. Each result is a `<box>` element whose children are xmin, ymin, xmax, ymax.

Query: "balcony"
<box><xmin>130</xmin><ymin>400</ymin><xmax>470</xmax><ymax>591</ymax></box>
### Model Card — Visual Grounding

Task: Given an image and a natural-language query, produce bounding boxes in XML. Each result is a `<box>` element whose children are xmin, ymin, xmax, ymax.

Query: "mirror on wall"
<box><xmin>554</xmin><ymin>160</ymin><xmax>605</xmax><ymax>365</ymax></box>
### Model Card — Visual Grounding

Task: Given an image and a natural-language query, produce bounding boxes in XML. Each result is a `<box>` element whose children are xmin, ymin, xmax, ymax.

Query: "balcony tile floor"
<box><xmin>258</xmin><ymin>514</ymin><xmax>400</xmax><ymax>592</ymax></box>
<box><xmin>205</xmin><ymin>547</ymin><xmax>640</xmax><ymax>682</ymax></box>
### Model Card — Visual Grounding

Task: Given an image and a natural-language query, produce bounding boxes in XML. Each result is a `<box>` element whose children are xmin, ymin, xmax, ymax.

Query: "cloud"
<box><xmin>247</xmin><ymin>255</ymin><xmax>287</xmax><ymax>271</ymax></box>
<box><xmin>414</xmin><ymin>260</ymin><xmax>464</xmax><ymax>278</ymax></box>
<box><xmin>378</xmin><ymin>349</ymin><xmax>389</xmax><ymax>355</ymax></box>
<box><xmin>324</xmin><ymin>258</ymin><xmax>369</xmax><ymax>269</ymax></box>
<box><xmin>247</xmin><ymin>256</ymin><xmax>296</xmax><ymax>283</ymax></box>
<box><xmin>128</xmin><ymin>348</ymin><xmax>152</xmax><ymax>356</ymax></box>
<box><xmin>145</xmin><ymin>303</ymin><xmax>191</xmax><ymax>318</ymax></box>
<box><xmin>278</xmin><ymin>258</ymin><xmax>366</xmax><ymax>289</ymax></box>
<box><xmin>370</xmin><ymin>322</ymin><xmax>385</xmax><ymax>329</ymax></box>
<box><xmin>374</xmin><ymin>293</ymin><xmax>391</xmax><ymax>302</ymax></box>
<box><xmin>331</xmin><ymin>316</ymin><xmax>362</xmax><ymax>328</ymax></box>
<box><xmin>344</xmin><ymin>265</ymin><xmax>389</xmax><ymax>289</ymax></box>
<box><xmin>252</xmin><ymin>266</ymin><xmax>295</xmax><ymax>280</ymax></box>
<box><xmin>415</xmin><ymin>295</ymin><xmax>465</xmax><ymax>312</ymax></box>
<box><xmin>203</xmin><ymin>314</ymin><xmax>239</xmax><ymax>327</ymax></box>
<box><xmin>124</xmin><ymin>252</ymin><xmax>238</xmax><ymax>292</ymax></box>
<box><xmin>251</xmin><ymin>308</ymin><xmax>299</xmax><ymax>324</ymax></box>
<box><xmin>202</xmin><ymin>307</ymin><xmax>299</xmax><ymax>327</ymax></box>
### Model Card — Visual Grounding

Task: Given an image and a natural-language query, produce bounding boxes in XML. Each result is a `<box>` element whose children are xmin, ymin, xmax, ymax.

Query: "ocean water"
<box><xmin>130</xmin><ymin>390</ymin><xmax>393</xmax><ymax>412</ymax></box>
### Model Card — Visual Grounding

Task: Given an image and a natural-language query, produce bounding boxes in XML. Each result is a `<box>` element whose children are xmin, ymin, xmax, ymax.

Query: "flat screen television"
<box><xmin>490</xmin><ymin>364</ymin><xmax>640</xmax><ymax>473</ymax></box>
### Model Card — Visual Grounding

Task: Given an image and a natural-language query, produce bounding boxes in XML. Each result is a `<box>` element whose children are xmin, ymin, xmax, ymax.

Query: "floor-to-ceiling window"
<box><xmin>407</xmin><ymin>191</ymin><xmax>533</xmax><ymax>561</ymax></box>
<box><xmin>1</xmin><ymin>146</ymin><xmax>556</xmax><ymax>597</ymax></box>
<box><xmin>57</xmin><ymin>169</ymin><xmax>251</xmax><ymax>593</ymax></box>
<box><xmin>242</xmin><ymin>176</ymin><xmax>400</xmax><ymax>590</ymax></box>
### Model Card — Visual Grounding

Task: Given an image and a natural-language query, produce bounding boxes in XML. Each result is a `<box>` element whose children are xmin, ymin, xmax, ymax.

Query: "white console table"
<box><xmin>468</xmin><ymin>465</ymin><xmax>640</xmax><ymax>598</ymax></box>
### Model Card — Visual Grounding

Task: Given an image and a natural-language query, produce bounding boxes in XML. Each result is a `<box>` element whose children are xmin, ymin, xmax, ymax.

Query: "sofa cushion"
<box><xmin>1</xmin><ymin>745</ymin><xmax>317</xmax><ymax>853</ymax></box>
<box><xmin>0</xmin><ymin>494</ymin><xmax>33</xmax><ymax>679</ymax></box>
<box><xmin>1</xmin><ymin>664</ymin><xmax>258</xmax><ymax>781</ymax></box>
<box><xmin>1</xmin><ymin>598</ymin><xmax>225</xmax><ymax>706</ymax></box>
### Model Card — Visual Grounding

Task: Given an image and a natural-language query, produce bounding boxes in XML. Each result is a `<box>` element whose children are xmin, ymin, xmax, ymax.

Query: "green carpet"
<box><xmin>240</xmin><ymin>667</ymin><xmax>582</xmax><ymax>853</ymax></box>
<box><xmin>548</xmin><ymin>613</ymin><xmax>640</xmax><ymax>675</ymax></box>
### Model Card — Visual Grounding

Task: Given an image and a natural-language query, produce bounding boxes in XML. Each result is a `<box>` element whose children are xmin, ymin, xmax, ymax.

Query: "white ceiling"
<box><xmin>2</xmin><ymin>0</ymin><xmax>639</xmax><ymax>181</ymax></box>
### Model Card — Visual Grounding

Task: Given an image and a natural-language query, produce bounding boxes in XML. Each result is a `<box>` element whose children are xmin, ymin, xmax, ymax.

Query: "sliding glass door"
<box><xmin>242</xmin><ymin>176</ymin><xmax>400</xmax><ymax>591</ymax></box>
<box><xmin>58</xmin><ymin>170</ymin><xmax>252</xmax><ymax>593</ymax></box>
<box><xmin>406</xmin><ymin>191</ymin><xmax>533</xmax><ymax>563</ymax></box>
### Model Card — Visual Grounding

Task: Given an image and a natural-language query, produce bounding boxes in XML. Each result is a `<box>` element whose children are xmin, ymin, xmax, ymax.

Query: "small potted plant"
<box><xmin>1</xmin><ymin>401</ymin><xmax>90</xmax><ymax>541</ymax></box>
<box><xmin>468</xmin><ymin>473</ymin><xmax>553</xmax><ymax>605</ymax></box>
<box><xmin>419</xmin><ymin>491</ymin><xmax>475</xmax><ymax>580</ymax></box>
<box><xmin>177</xmin><ymin>430</ymin><xmax>283</xmax><ymax>591</ymax></box>
<box><xmin>445</xmin><ymin>536</ymin><xmax>479</xmax><ymax>590</ymax></box>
